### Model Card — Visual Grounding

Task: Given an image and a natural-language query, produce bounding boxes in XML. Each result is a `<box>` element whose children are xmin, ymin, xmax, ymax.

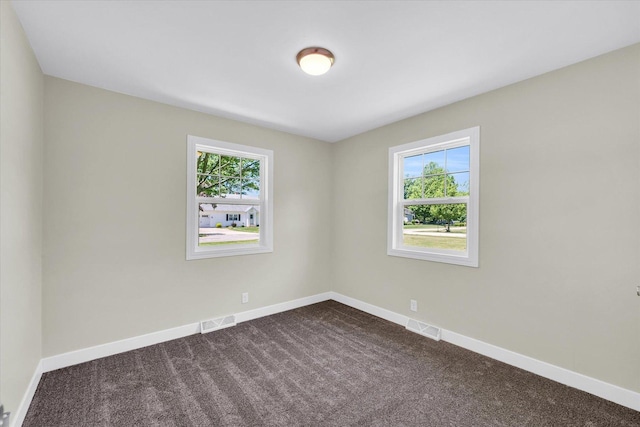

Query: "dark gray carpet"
<box><xmin>24</xmin><ymin>301</ymin><xmax>640</xmax><ymax>426</ymax></box>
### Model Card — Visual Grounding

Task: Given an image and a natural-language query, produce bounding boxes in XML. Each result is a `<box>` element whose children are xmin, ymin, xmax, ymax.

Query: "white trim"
<box><xmin>329</xmin><ymin>292</ymin><xmax>408</xmax><ymax>326</ymax></box>
<box><xmin>235</xmin><ymin>292</ymin><xmax>332</xmax><ymax>323</ymax></box>
<box><xmin>11</xmin><ymin>360</ymin><xmax>43</xmax><ymax>427</ymax></box>
<box><xmin>24</xmin><ymin>291</ymin><xmax>640</xmax><ymax>419</ymax></box>
<box><xmin>42</xmin><ymin>322</ymin><xmax>202</xmax><ymax>372</ymax></box>
<box><xmin>330</xmin><ymin>292</ymin><xmax>640</xmax><ymax>412</ymax></box>
<box><xmin>186</xmin><ymin>135</ymin><xmax>274</xmax><ymax>260</ymax></box>
<box><xmin>440</xmin><ymin>329</ymin><xmax>640</xmax><ymax>412</ymax></box>
<box><xmin>41</xmin><ymin>292</ymin><xmax>333</xmax><ymax>373</ymax></box>
<box><xmin>387</xmin><ymin>126</ymin><xmax>480</xmax><ymax>267</ymax></box>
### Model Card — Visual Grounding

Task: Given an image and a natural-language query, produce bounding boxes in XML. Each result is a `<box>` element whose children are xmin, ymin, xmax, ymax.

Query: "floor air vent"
<box><xmin>200</xmin><ymin>315</ymin><xmax>236</xmax><ymax>334</ymax></box>
<box><xmin>406</xmin><ymin>318</ymin><xmax>441</xmax><ymax>341</ymax></box>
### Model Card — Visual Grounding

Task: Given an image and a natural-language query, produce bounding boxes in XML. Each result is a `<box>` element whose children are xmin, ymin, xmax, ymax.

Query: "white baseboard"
<box><xmin>441</xmin><ymin>329</ymin><xmax>640</xmax><ymax>412</ymax></box>
<box><xmin>41</xmin><ymin>322</ymin><xmax>202</xmax><ymax>373</ymax></box>
<box><xmin>11</xmin><ymin>360</ymin><xmax>43</xmax><ymax>427</ymax></box>
<box><xmin>42</xmin><ymin>292</ymin><xmax>333</xmax><ymax>373</ymax></box>
<box><xmin>235</xmin><ymin>292</ymin><xmax>332</xmax><ymax>323</ymax></box>
<box><xmin>329</xmin><ymin>291</ymin><xmax>640</xmax><ymax>413</ymax></box>
<box><xmin>24</xmin><ymin>290</ymin><xmax>639</xmax><ymax>425</ymax></box>
<box><xmin>329</xmin><ymin>291</ymin><xmax>408</xmax><ymax>326</ymax></box>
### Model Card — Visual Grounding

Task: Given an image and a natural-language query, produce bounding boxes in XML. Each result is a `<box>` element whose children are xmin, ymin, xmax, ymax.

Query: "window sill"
<box><xmin>187</xmin><ymin>245</ymin><xmax>273</xmax><ymax>260</ymax></box>
<box><xmin>387</xmin><ymin>247</ymin><xmax>478</xmax><ymax>267</ymax></box>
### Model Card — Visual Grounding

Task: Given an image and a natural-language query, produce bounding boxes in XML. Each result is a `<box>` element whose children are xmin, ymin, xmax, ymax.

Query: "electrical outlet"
<box><xmin>242</xmin><ymin>292</ymin><xmax>249</xmax><ymax>304</ymax></box>
<box><xmin>410</xmin><ymin>299</ymin><xmax>418</xmax><ymax>312</ymax></box>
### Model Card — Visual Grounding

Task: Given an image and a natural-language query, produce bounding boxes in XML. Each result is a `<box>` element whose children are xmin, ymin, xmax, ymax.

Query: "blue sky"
<box><xmin>404</xmin><ymin>146</ymin><xmax>470</xmax><ymax>194</ymax></box>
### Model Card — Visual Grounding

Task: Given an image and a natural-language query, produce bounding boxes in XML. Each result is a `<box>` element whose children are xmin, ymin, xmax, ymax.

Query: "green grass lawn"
<box><xmin>403</xmin><ymin>234</ymin><xmax>466</xmax><ymax>251</ymax></box>
<box><xmin>198</xmin><ymin>226</ymin><xmax>259</xmax><ymax>246</ymax></box>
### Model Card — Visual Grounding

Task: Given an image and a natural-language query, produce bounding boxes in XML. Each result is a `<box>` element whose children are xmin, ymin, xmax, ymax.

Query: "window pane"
<box><xmin>446</xmin><ymin>146</ymin><xmax>470</xmax><ymax>173</ymax></box>
<box><xmin>220</xmin><ymin>177</ymin><xmax>241</xmax><ymax>196</ymax></box>
<box><xmin>241</xmin><ymin>158</ymin><xmax>260</xmax><ymax>179</ymax></box>
<box><xmin>220</xmin><ymin>155</ymin><xmax>241</xmax><ymax>176</ymax></box>
<box><xmin>404</xmin><ymin>178</ymin><xmax>422</xmax><ymax>199</ymax></box>
<box><xmin>423</xmin><ymin>174</ymin><xmax>445</xmax><ymax>198</ymax></box>
<box><xmin>449</xmin><ymin>172</ymin><xmax>470</xmax><ymax>195</ymax></box>
<box><xmin>402</xmin><ymin>203</ymin><xmax>467</xmax><ymax>252</ymax></box>
<box><xmin>196</xmin><ymin>174</ymin><xmax>219</xmax><ymax>197</ymax></box>
<box><xmin>197</xmin><ymin>152</ymin><xmax>220</xmax><ymax>175</ymax></box>
<box><xmin>403</xmin><ymin>155</ymin><xmax>422</xmax><ymax>178</ymax></box>
<box><xmin>423</xmin><ymin>150</ymin><xmax>445</xmax><ymax>175</ymax></box>
<box><xmin>242</xmin><ymin>179</ymin><xmax>260</xmax><ymax>199</ymax></box>
<box><xmin>198</xmin><ymin>203</ymin><xmax>260</xmax><ymax>246</ymax></box>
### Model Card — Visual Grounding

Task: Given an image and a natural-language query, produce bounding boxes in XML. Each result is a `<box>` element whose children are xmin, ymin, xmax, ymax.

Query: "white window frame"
<box><xmin>388</xmin><ymin>127</ymin><xmax>479</xmax><ymax>267</ymax></box>
<box><xmin>186</xmin><ymin>135</ymin><xmax>273</xmax><ymax>260</ymax></box>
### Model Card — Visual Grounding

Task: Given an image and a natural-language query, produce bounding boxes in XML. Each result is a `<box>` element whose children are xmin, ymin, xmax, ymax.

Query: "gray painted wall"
<box><xmin>42</xmin><ymin>77</ymin><xmax>333</xmax><ymax>357</ymax></box>
<box><xmin>2</xmin><ymin>10</ymin><xmax>638</xmax><ymax>414</ymax></box>
<box><xmin>332</xmin><ymin>44</ymin><xmax>640</xmax><ymax>392</ymax></box>
<box><xmin>0</xmin><ymin>0</ymin><xmax>44</xmax><ymax>415</ymax></box>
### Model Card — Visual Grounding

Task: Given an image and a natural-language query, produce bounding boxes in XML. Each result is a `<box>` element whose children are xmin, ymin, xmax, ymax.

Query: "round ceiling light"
<box><xmin>296</xmin><ymin>47</ymin><xmax>335</xmax><ymax>76</ymax></box>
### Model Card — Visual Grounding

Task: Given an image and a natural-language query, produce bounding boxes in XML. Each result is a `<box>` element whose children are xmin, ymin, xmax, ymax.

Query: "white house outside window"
<box><xmin>388</xmin><ymin>127</ymin><xmax>479</xmax><ymax>267</ymax></box>
<box><xmin>186</xmin><ymin>135</ymin><xmax>273</xmax><ymax>260</ymax></box>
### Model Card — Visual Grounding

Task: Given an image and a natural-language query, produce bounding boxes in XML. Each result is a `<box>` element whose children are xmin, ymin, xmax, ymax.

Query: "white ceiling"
<box><xmin>12</xmin><ymin>1</ymin><xmax>640</xmax><ymax>143</ymax></box>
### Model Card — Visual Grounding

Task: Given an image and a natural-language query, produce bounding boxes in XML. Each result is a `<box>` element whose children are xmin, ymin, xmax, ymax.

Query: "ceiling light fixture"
<box><xmin>296</xmin><ymin>47</ymin><xmax>335</xmax><ymax>76</ymax></box>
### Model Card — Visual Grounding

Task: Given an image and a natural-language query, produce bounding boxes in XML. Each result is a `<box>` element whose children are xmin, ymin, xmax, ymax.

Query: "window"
<box><xmin>187</xmin><ymin>135</ymin><xmax>273</xmax><ymax>259</ymax></box>
<box><xmin>388</xmin><ymin>127</ymin><xmax>479</xmax><ymax>267</ymax></box>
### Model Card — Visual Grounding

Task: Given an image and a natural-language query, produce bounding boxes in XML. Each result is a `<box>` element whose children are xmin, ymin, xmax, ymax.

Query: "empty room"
<box><xmin>1</xmin><ymin>1</ymin><xmax>639</xmax><ymax>426</ymax></box>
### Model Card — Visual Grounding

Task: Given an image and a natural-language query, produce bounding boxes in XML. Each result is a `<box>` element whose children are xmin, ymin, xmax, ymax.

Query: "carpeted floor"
<box><xmin>24</xmin><ymin>301</ymin><xmax>640</xmax><ymax>426</ymax></box>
